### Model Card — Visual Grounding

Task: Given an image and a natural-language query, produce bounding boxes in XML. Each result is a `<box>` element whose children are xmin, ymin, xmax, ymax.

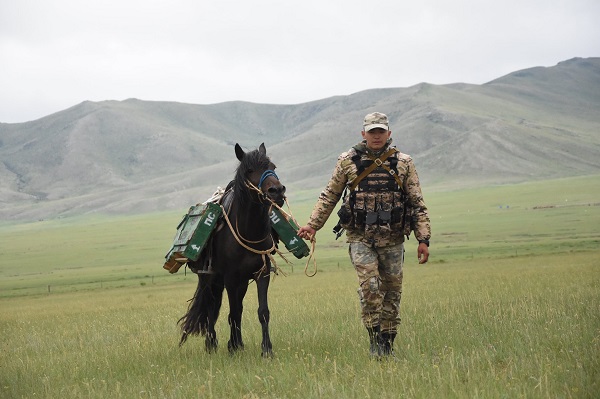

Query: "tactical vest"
<box><xmin>336</xmin><ymin>146</ymin><xmax>412</xmax><ymax>241</ymax></box>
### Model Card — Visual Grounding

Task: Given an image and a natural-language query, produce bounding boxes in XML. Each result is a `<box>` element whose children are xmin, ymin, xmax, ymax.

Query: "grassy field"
<box><xmin>1</xmin><ymin>175</ymin><xmax>599</xmax><ymax>398</ymax></box>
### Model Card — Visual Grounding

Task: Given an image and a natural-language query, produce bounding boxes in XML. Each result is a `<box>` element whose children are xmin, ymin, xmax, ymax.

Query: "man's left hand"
<box><xmin>418</xmin><ymin>243</ymin><xmax>429</xmax><ymax>264</ymax></box>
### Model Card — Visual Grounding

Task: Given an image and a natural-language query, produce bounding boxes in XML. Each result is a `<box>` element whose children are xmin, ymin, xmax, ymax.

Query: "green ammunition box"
<box><xmin>269</xmin><ymin>207</ymin><xmax>310</xmax><ymax>259</ymax></box>
<box><xmin>163</xmin><ymin>202</ymin><xmax>222</xmax><ymax>273</ymax></box>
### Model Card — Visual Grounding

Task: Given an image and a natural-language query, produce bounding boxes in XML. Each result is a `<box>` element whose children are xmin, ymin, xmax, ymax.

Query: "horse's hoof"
<box><xmin>261</xmin><ymin>349</ymin><xmax>274</xmax><ymax>358</ymax></box>
<box><xmin>228</xmin><ymin>341</ymin><xmax>245</xmax><ymax>354</ymax></box>
<box><xmin>205</xmin><ymin>338</ymin><xmax>218</xmax><ymax>353</ymax></box>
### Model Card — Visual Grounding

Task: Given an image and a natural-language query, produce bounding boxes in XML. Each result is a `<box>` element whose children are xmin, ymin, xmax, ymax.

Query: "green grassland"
<box><xmin>1</xmin><ymin>175</ymin><xmax>599</xmax><ymax>398</ymax></box>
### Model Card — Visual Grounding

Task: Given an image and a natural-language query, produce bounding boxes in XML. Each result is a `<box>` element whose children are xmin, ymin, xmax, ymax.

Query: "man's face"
<box><xmin>361</xmin><ymin>128</ymin><xmax>391</xmax><ymax>151</ymax></box>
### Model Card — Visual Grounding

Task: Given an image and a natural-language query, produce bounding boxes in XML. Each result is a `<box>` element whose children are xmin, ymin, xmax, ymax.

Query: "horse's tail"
<box><xmin>178</xmin><ymin>273</ymin><xmax>223</xmax><ymax>346</ymax></box>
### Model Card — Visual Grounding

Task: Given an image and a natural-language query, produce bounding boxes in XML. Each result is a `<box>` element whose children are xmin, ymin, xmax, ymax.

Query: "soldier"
<box><xmin>298</xmin><ymin>112</ymin><xmax>431</xmax><ymax>358</ymax></box>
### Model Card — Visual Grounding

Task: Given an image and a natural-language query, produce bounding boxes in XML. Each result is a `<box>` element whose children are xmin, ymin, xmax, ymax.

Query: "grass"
<box><xmin>1</xmin><ymin>255</ymin><xmax>598</xmax><ymax>398</ymax></box>
<box><xmin>1</xmin><ymin>175</ymin><xmax>599</xmax><ymax>398</ymax></box>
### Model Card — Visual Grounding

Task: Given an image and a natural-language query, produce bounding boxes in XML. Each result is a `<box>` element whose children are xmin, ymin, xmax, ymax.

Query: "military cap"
<box><xmin>363</xmin><ymin>112</ymin><xmax>389</xmax><ymax>132</ymax></box>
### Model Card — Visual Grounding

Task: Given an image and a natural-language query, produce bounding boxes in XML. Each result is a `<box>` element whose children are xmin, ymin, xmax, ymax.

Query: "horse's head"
<box><xmin>234</xmin><ymin>143</ymin><xmax>286</xmax><ymax>206</ymax></box>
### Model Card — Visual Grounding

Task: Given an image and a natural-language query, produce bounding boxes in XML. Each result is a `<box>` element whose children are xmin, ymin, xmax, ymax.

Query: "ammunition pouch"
<box><xmin>378</xmin><ymin>209</ymin><xmax>391</xmax><ymax>225</ymax></box>
<box><xmin>391</xmin><ymin>206</ymin><xmax>404</xmax><ymax>224</ymax></box>
<box><xmin>344</xmin><ymin>190</ymin><xmax>411</xmax><ymax>236</ymax></box>
<box><xmin>365</xmin><ymin>211</ymin><xmax>378</xmax><ymax>225</ymax></box>
<box><xmin>337</xmin><ymin>205</ymin><xmax>352</xmax><ymax>226</ymax></box>
<box><xmin>355</xmin><ymin>210</ymin><xmax>366</xmax><ymax>225</ymax></box>
<box><xmin>405</xmin><ymin>206</ymin><xmax>416</xmax><ymax>237</ymax></box>
<box><xmin>350</xmin><ymin>207</ymin><xmax>400</xmax><ymax>226</ymax></box>
<box><xmin>361</xmin><ymin>209</ymin><xmax>394</xmax><ymax>226</ymax></box>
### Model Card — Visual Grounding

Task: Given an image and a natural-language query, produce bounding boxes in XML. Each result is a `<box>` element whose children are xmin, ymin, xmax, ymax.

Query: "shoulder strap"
<box><xmin>349</xmin><ymin>147</ymin><xmax>399</xmax><ymax>192</ymax></box>
<box><xmin>378</xmin><ymin>153</ymin><xmax>405</xmax><ymax>194</ymax></box>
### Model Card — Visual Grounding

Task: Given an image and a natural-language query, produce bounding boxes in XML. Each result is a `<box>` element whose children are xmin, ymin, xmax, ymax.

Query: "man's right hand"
<box><xmin>297</xmin><ymin>225</ymin><xmax>316</xmax><ymax>240</ymax></box>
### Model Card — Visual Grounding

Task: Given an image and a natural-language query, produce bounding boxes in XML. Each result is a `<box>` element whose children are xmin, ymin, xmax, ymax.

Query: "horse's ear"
<box><xmin>235</xmin><ymin>143</ymin><xmax>245</xmax><ymax>161</ymax></box>
<box><xmin>259</xmin><ymin>143</ymin><xmax>266</xmax><ymax>156</ymax></box>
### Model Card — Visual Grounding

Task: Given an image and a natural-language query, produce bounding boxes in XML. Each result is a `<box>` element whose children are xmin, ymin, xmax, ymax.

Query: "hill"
<box><xmin>1</xmin><ymin>57</ymin><xmax>599</xmax><ymax>221</ymax></box>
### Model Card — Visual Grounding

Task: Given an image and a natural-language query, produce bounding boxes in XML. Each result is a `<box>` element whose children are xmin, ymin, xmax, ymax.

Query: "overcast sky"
<box><xmin>1</xmin><ymin>0</ymin><xmax>598</xmax><ymax>123</ymax></box>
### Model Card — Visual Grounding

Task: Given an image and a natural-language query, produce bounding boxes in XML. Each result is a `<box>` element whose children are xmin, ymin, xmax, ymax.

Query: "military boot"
<box><xmin>367</xmin><ymin>325</ymin><xmax>382</xmax><ymax>359</ymax></box>
<box><xmin>380</xmin><ymin>331</ymin><xmax>397</xmax><ymax>357</ymax></box>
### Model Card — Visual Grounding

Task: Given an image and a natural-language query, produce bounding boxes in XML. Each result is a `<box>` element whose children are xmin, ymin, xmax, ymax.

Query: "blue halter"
<box><xmin>258</xmin><ymin>170</ymin><xmax>279</xmax><ymax>189</ymax></box>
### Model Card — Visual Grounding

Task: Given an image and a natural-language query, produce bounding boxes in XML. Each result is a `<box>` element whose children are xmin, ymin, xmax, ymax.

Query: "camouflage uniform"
<box><xmin>306</xmin><ymin>138</ymin><xmax>431</xmax><ymax>335</ymax></box>
<box><xmin>350</xmin><ymin>241</ymin><xmax>404</xmax><ymax>332</ymax></box>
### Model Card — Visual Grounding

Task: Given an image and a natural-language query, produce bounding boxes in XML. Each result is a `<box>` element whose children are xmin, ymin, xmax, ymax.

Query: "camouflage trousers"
<box><xmin>349</xmin><ymin>241</ymin><xmax>404</xmax><ymax>333</ymax></box>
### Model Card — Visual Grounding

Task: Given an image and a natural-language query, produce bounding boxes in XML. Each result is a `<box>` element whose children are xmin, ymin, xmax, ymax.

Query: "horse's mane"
<box><xmin>232</xmin><ymin>148</ymin><xmax>272</xmax><ymax>207</ymax></box>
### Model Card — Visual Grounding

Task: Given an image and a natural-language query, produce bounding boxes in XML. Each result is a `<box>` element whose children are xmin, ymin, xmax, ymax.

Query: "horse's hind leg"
<box><xmin>204</xmin><ymin>313</ymin><xmax>219</xmax><ymax>353</ymax></box>
<box><xmin>205</xmin><ymin>330</ymin><xmax>217</xmax><ymax>353</ymax></box>
<box><xmin>205</xmin><ymin>275</ymin><xmax>224</xmax><ymax>353</ymax></box>
<box><xmin>226</xmin><ymin>282</ymin><xmax>248</xmax><ymax>353</ymax></box>
<box><xmin>256</xmin><ymin>274</ymin><xmax>273</xmax><ymax>357</ymax></box>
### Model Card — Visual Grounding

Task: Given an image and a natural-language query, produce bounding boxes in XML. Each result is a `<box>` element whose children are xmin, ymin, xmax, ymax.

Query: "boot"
<box><xmin>380</xmin><ymin>331</ymin><xmax>397</xmax><ymax>356</ymax></box>
<box><xmin>367</xmin><ymin>325</ymin><xmax>382</xmax><ymax>358</ymax></box>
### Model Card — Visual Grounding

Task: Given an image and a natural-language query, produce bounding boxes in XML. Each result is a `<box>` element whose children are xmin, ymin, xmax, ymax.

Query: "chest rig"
<box><xmin>334</xmin><ymin>146</ymin><xmax>409</xmax><ymax>240</ymax></box>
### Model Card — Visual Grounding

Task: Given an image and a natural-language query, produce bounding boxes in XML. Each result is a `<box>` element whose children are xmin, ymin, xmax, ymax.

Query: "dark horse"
<box><xmin>178</xmin><ymin>143</ymin><xmax>286</xmax><ymax>357</ymax></box>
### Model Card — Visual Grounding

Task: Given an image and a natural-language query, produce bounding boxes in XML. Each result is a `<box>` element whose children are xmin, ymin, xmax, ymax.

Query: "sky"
<box><xmin>1</xmin><ymin>0</ymin><xmax>599</xmax><ymax>123</ymax></box>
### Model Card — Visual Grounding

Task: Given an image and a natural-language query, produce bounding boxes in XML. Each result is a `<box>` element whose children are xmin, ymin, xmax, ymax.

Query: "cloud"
<box><xmin>1</xmin><ymin>0</ymin><xmax>598</xmax><ymax>123</ymax></box>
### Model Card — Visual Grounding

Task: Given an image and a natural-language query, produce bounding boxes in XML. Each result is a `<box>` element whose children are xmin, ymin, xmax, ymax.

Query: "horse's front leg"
<box><xmin>226</xmin><ymin>282</ymin><xmax>248</xmax><ymax>353</ymax></box>
<box><xmin>256</xmin><ymin>273</ymin><xmax>273</xmax><ymax>357</ymax></box>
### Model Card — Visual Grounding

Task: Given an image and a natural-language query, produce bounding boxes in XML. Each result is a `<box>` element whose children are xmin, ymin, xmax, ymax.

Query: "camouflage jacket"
<box><xmin>307</xmin><ymin>139</ymin><xmax>431</xmax><ymax>247</ymax></box>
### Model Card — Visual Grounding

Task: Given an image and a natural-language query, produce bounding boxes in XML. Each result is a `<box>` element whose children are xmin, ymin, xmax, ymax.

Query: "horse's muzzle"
<box><xmin>267</xmin><ymin>185</ymin><xmax>286</xmax><ymax>206</ymax></box>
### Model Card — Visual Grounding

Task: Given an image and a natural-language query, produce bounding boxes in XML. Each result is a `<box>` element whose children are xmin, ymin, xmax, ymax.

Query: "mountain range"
<box><xmin>1</xmin><ymin>57</ymin><xmax>599</xmax><ymax>221</ymax></box>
